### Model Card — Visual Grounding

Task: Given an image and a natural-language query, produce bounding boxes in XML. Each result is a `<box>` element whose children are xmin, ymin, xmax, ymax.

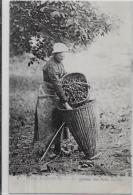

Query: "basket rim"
<box><xmin>61</xmin><ymin>72</ymin><xmax>87</xmax><ymax>82</ymax></box>
<box><xmin>58</xmin><ymin>99</ymin><xmax>95</xmax><ymax>111</ymax></box>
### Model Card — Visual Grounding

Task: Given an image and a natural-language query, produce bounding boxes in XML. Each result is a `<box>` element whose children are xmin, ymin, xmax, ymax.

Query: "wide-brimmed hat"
<box><xmin>52</xmin><ymin>43</ymin><xmax>69</xmax><ymax>54</ymax></box>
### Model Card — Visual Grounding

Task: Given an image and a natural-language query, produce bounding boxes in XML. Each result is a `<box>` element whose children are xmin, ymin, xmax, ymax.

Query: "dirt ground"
<box><xmin>9</xmin><ymin>56</ymin><xmax>132</xmax><ymax>177</ymax></box>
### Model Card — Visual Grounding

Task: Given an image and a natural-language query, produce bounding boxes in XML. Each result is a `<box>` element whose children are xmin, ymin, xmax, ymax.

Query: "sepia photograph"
<box><xmin>3</xmin><ymin>0</ymin><xmax>133</xmax><ymax>194</ymax></box>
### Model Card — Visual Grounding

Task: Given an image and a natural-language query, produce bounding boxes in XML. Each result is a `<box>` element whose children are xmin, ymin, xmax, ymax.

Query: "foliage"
<box><xmin>10</xmin><ymin>1</ymin><xmax>114</xmax><ymax>62</ymax></box>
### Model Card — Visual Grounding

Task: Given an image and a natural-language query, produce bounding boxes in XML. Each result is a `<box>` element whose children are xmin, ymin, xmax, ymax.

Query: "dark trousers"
<box><xmin>52</xmin><ymin>108</ymin><xmax>69</xmax><ymax>153</ymax></box>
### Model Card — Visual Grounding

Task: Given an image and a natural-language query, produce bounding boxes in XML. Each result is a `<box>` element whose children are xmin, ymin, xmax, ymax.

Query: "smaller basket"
<box><xmin>61</xmin><ymin>73</ymin><xmax>90</xmax><ymax>107</ymax></box>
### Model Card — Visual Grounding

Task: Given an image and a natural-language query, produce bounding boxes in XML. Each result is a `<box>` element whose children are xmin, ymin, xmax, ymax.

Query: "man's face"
<box><xmin>54</xmin><ymin>52</ymin><xmax>65</xmax><ymax>62</ymax></box>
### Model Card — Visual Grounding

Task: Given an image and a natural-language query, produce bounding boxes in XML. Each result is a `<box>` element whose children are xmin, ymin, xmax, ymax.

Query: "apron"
<box><xmin>34</xmin><ymin>81</ymin><xmax>62</xmax><ymax>145</ymax></box>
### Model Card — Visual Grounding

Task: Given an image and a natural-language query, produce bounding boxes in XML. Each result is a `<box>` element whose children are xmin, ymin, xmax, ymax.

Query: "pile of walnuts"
<box><xmin>62</xmin><ymin>77</ymin><xmax>89</xmax><ymax>105</ymax></box>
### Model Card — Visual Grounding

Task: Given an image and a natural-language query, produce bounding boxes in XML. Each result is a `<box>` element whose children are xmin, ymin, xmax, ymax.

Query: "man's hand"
<box><xmin>64</xmin><ymin>102</ymin><xmax>73</xmax><ymax>110</ymax></box>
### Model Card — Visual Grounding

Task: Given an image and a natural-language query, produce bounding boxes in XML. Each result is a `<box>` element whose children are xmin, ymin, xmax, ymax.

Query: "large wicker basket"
<box><xmin>58</xmin><ymin>100</ymin><xmax>98</xmax><ymax>158</ymax></box>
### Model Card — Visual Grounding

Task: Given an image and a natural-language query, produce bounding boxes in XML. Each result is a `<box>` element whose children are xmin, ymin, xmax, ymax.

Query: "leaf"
<box><xmin>50</xmin><ymin>11</ymin><xmax>60</xmax><ymax>18</ymax></box>
<box><xmin>66</xmin><ymin>18</ymin><xmax>74</xmax><ymax>27</ymax></box>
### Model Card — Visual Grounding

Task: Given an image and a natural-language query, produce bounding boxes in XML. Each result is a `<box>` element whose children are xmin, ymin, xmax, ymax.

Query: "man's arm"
<box><xmin>47</xmin><ymin>65</ymin><xmax>67</xmax><ymax>103</ymax></box>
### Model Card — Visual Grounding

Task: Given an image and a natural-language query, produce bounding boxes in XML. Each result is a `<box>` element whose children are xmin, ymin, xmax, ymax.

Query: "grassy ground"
<box><xmin>9</xmin><ymin>55</ymin><xmax>132</xmax><ymax>176</ymax></box>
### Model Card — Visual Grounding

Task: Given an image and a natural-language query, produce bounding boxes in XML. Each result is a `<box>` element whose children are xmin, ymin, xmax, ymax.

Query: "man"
<box><xmin>43</xmin><ymin>43</ymin><xmax>72</xmax><ymax>110</ymax></box>
<box><xmin>34</xmin><ymin>43</ymin><xmax>72</xmax><ymax>155</ymax></box>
